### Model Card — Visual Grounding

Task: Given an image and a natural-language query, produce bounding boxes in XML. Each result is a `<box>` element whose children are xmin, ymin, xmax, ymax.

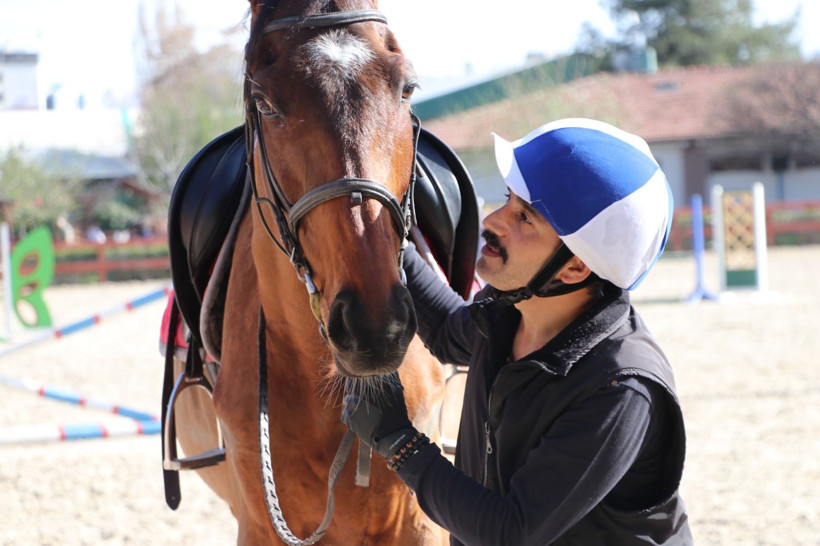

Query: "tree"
<box><xmin>0</xmin><ymin>148</ymin><xmax>82</xmax><ymax>238</ymax></box>
<box><xmin>718</xmin><ymin>62</ymin><xmax>820</xmax><ymax>163</ymax></box>
<box><xmin>599</xmin><ymin>0</ymin><xmax>801</xmax><ymax>67</ymax></box>
<box><xmin>134</xmin><ymin>1</ymin><xmax>245</xmax><ymax>194</ymax></box>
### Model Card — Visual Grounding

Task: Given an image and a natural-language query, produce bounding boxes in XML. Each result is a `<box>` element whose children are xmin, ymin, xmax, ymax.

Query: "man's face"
<box><xmin>476</xmin><ymin>189</ymin><xmax>562</xmax><ymax>290</ymax></box>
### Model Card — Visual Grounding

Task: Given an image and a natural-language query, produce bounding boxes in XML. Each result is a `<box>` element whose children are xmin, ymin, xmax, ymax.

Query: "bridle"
<box><xmin>244</xmin><ymin>7</ymin><xmax>420</xmax><ymax>339</ymax></box>
<box><xmin>243</xmin><ymin>7</ymin><xmax>419</xmax><ymax>545</ymax></box>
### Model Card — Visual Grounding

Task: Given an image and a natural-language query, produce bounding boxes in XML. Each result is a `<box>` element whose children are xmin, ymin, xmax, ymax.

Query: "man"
<box><xmin>343</xmin><ymin>118</ymin><xmax>693</xmax><ymax>545</ymax></box>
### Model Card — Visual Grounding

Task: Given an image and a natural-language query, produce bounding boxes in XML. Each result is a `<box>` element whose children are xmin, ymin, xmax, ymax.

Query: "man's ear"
<box><xmin>557</xmin><ymin>256</ymin><xmax>592</xmax><ymax>285</ymax></box>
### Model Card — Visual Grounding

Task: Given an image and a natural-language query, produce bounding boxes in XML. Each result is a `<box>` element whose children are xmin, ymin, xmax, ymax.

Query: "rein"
<box><xmin>244</xmin><ymin>7</ymin><xmax>416</xmax><ymax>544</ymax></box>
<box><xmin>258</xmin><ymin>307</ymin><xmax>357</xmax><ymax>545</ymax></box>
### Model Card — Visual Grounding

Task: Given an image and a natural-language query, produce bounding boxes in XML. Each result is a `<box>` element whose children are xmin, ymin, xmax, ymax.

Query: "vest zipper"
<box><xmin>481</xmin><ymin>362</ymin><xmax>556</xmax><ymax>488</ymax></box>
<box><xmin>482</xmin><ymin>382</ymin><xmax>498</xmax><ymax>487</ymax></box>
<box><xmin>482</xmin><ymin>420</ymin><xmax>493</xmax><ymax>487</ymax></box>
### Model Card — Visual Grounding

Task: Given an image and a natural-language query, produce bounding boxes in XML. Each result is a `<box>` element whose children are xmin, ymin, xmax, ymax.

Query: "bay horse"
<box><xmin>162</xmin><ymin>0</ymin><xmax>460</xmax><ymax>544</ymax></box>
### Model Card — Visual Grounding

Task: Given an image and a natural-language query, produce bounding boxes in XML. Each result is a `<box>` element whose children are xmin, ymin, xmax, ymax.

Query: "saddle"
<box><xmin>160</xmin><ymin>123</ymin><xmax>479</xmax><ymax>509</ymax></box>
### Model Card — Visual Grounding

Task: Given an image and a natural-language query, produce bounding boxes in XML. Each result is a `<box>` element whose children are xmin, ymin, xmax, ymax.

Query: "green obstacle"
<box><xmin>10</xmin><ymin>226</ymin><xmax>55</xmax><ymax>328</ymax></box>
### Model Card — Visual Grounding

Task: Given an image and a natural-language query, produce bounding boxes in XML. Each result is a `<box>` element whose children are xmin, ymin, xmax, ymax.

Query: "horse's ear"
<box><xmin>248</xmin><ymin>0</ymin><xmax>264</xmax><ymax>21</ymax></box>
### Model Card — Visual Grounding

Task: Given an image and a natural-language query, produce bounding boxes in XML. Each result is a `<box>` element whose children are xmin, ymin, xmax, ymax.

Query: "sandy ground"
<box><xmin>1</xmin><ymin>245</ymin><xmax>818</xmax><ymax>545</ymax></box>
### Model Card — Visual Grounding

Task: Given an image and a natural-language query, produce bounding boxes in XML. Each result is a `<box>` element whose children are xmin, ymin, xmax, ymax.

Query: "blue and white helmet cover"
<box><xmin>493</xmin><ymin>118</ymin><xmax>673</xmax><ymax>290</ymax></box>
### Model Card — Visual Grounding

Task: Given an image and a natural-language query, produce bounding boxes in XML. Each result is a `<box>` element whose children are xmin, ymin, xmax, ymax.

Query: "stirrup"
<box><xmin>163</xmin><ymin>371</ymin><xmax>226</xmax><ymax>471</ymax></box>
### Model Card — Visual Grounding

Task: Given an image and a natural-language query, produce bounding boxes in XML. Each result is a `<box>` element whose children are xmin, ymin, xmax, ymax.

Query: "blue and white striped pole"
<box><xmin>0</xmin><ymin>419</ymin><xmax>161</xmax><ymax>444</ymax></box>
<box><xmin>0</xmin><ymin>375</ymin><xmax>160</xmax><ymax>444</ymax></box>
<box><xmin>0</xmin><ymin>284</ymin><xmax>171</xmax><ymax>358</ymax></box>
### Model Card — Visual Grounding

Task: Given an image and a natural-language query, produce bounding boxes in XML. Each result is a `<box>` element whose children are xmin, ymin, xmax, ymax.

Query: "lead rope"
<box><xmin>258</xmin><ymin>306</ymin><xmax>357</xmax><ymax>545</ymax></box>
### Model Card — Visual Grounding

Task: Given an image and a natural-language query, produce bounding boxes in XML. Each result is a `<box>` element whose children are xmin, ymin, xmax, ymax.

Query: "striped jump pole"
<box><xmin>0</xmin><ymin>419</ymin><xmax>161</xmax><ymax>445</ymax></box>
<box><xmin>0</xmin><ymin>376</ymin><xmax>160</xmax><ymax>445</ymax></box>
<box><xmin>0</xmin><ymin>376</ymin><xmax>159</xmax><ymax>421</ymax></box>
<box><xmin>0</xmin><ymin>283</ymin><xmax>171</xmax><ymax>358</ymax></box>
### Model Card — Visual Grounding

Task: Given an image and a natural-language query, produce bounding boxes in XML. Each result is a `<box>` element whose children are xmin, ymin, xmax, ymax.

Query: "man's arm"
<box><xmin>404</xmin><ymin>241</ymin><xmax>477</xmax><ymax>365</ymax></box>
<box><xmin>397</xmin><ymin>377</ymin><xmax>658</xmax><ymax>545</ymax></box>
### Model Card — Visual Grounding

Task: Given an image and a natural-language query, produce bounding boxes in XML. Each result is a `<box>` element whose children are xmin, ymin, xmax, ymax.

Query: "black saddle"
<box><xmin>167</xmin><ymin>125</ymin><xmax>480</xmax><ymax>351</ymax></box>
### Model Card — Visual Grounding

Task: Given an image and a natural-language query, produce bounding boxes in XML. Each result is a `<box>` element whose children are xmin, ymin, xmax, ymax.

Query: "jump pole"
<box><xmin>0</xmin><ymin>419</ymin><xmax>161</xmax><ymax>445</ymax></box>
<box><xmin>0</xmin><ymin>376</ymin><xmax>160</xmax><ymax>444</ymax></box>
<box><xmin>0</xmin><ymin>375</ymin><xmax>159</xmax><ymax>421</ymax></box>
<box><xmin>0</xmin><ymin>284</ymin><xmax>171</xmax><ymax>358</ymax></box>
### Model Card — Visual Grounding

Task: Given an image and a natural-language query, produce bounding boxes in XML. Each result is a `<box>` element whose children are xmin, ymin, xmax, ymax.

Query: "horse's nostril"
<box><xmin>327</xmin><ymin>292</ymin><xmax>355</xmax><ymax>353</ymax></box>
<box><xmin>326</xmin><ymin>286</ymin><xmax>416</xmax><ymax>370</ymax></box>
<box><xmin>391</xmin><ymin>284</ymin><xmax>417</xmax><ymax>342</ymax></box>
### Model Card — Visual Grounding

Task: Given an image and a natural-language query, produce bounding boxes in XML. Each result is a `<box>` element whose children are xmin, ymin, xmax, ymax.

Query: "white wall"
<box><xmin>0</xmin><ymin>109</ymin><xmax>137</xmax><ymax>156</ymax></box>
<box><xmin>0</xmin><ymin>58</ymin><xmax>38</xmax><ymax>110</ymax></box>
<box><xmin>709</xmin><ymin>166</ymin><xmax>820</xmax><ymax>204</ymax></box>
<box><xmin>783</xmin><ymin>168</ymin><xmax>820</xmax><ymax>201</ymax></box>
<box><xmin>649</xmin><ymin>142</ymin><xmax>687</xmax><ymax>207</ymax></box>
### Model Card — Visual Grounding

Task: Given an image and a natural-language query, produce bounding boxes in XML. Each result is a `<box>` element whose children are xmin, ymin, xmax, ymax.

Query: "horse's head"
<box><xmin>245</xmin><ymin>0</ymin><xmax>419</xmax><ymax>377</ymax></box>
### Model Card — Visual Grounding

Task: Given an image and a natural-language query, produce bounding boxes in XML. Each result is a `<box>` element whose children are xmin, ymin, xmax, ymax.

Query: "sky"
<box><xmin>1</xmin><ymin>0</ymin><xmax>817</xmax><ymax>108</ymax></box>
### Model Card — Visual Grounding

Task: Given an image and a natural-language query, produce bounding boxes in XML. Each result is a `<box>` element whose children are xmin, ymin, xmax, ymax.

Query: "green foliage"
<box><xmin>599</xmin><ymin>0</ymin><xmax>801</xmax><ymax>66</ymax></box>
<box><xmin>92</xmin><ymin>199</ymin><xmax>141</xmax><ymax>231</ymax></box>
<box><xmin>0</xmin><ymin>148</ymin><xmax>81</xmax><ymax>236</ymax></box>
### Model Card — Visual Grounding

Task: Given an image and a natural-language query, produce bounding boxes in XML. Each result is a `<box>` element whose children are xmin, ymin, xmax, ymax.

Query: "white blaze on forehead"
<box><xmin>304</xmin><ymin>29</ymin><xmax>374</xmax><ymax>83</ymax></box>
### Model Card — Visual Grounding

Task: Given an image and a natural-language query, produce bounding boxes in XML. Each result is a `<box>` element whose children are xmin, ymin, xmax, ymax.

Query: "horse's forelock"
<box><xmin>299</xmin><ymin>30</ymin><xmax>374</xmax><ymax>93</ymax></box>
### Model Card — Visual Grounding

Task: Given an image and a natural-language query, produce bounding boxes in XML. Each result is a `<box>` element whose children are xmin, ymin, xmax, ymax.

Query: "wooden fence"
<box><xmin>35</xmin><ymin>200</ymin><xmax>820</xmax><ymax>281</ymax></box>
<box><xmin>667</xmin><ymin>199</ymin><xmax>820</xmax><ymax>251</ymax></box>
<box><xmin>53</xmin><ymin>237</ymin><xmax>170</xmax><ymax>282</ymax></box>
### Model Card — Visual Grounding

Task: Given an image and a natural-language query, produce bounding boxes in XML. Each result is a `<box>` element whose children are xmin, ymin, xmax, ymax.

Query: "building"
<box><xmin>0</xmin><ymin>51</ymin><xmax>39</xmax><ymax>110</ymax></box>
<box><xmin>416</xmin><ymin>61</ymin><xmax>820</xmax><ymax>209</ymax></box>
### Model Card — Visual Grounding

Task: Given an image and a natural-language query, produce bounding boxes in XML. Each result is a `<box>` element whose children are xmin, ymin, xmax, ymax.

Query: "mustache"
<box><xmin>482</xmin><ymin>230</ymin><xmax>508</xmax><ymax>263</ymax></box>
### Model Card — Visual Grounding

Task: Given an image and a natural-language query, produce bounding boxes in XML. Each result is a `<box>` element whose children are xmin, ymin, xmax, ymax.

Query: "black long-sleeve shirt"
<box><xmin>396</xmin><ymin>243</ymin><xmax>692</xmax><ymax>545</ymax></box>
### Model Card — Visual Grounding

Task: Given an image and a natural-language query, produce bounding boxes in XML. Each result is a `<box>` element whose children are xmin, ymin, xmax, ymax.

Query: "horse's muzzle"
<box><xmin>326</xmin><ymin>283</ymin><xmax>417</xmax><ymax>376</ymax></box>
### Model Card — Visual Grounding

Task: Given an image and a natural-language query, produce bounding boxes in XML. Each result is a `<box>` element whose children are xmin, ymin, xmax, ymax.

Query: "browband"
<box><xmin>263</xmin><ymin>9</ymin><xmax>388</xmax><ymax>34</ymax></box>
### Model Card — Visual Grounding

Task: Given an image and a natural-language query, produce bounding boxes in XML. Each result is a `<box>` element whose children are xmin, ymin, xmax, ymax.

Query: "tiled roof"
<box><xmin>421</xmin><ymin>65</ymin><xmax>763</xmax><ymax>150</ymax></box>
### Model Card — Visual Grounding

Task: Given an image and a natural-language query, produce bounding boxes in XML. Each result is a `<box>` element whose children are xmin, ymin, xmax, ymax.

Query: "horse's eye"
<box><xmin>254</xmin><ymin>96</ymin><xmax>279</xmax><ymax>118</ymax></box>
<box><xmin>401</xmin><ymin>81</ymin><xmax>418</xmax><ymax>103</ymax></box>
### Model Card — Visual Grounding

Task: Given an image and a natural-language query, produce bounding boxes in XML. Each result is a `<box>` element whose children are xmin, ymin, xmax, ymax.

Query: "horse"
<box><xmin>160</xmin><ymin>1</ymin><xmax>474</xmax><ymax>544</ymax></box>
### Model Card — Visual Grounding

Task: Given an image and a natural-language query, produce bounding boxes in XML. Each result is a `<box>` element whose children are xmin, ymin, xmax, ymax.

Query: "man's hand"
<box><xmin>341</xmin><ymin>372</ymin><xmax>417</xmax><ymax>459</ymax></box>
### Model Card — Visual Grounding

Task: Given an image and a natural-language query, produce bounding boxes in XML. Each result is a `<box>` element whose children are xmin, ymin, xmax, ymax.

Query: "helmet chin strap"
<box><xmin>490</xmin><ymin>243</ymin><xmax>600</xmax><ymax>305</ymax></box>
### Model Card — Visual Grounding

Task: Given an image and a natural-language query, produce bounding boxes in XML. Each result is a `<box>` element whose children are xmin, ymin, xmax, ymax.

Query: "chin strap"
<box><xmin>490</xmin><ymin>243</ymin><xmax>600</xmax><ymax>305</ymax></box>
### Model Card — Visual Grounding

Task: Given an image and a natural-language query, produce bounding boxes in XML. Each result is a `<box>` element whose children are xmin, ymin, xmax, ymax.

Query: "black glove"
<box><xmin>341</xmin><ymin>372</ymin><xmax>417</xmax><ymax>460</ymax></box>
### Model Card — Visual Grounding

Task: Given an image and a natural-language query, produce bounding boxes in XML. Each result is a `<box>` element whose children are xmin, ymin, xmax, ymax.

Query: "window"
<box><xmin>710</xmin><ymin>155</ymin><xmax>763</xmax><ymax>171</ymax></box>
